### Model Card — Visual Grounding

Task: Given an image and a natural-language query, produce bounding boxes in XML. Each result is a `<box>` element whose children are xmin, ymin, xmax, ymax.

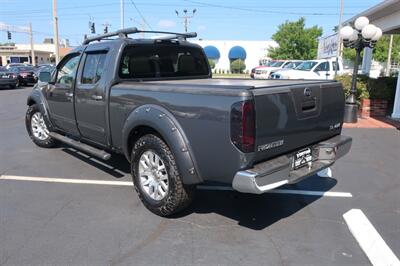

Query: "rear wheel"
<box><xmin>131</xmin><ymin>134</ymin><xmax>194</xmax><ymax>216</ymax></box>
<box><xmin>25</xmin><ymin>104</ymin><xmax>56</xmax><ymax>148</ymax></box>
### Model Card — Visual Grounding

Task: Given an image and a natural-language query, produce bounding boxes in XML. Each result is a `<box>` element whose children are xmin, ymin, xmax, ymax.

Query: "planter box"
<box><xmin>360</xmin><ymin>99</ymin><xmax>388</xmax><ymax>117</ymax></box>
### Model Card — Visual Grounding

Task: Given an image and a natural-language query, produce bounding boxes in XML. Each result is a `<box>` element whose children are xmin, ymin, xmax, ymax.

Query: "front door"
<box><xmin>74</xmin><ymin>51</ymin><xmax>108</xmax><ymax>145</ymax></box>
<box><xmin>46</xmin><ymin>53</ymin><xmax>81</xmax><ymax>135</ymax></box>
<box><xmin>314</xmin><ymin>61</ymin><xmax>330</xmax><ymax>80</ymax></box>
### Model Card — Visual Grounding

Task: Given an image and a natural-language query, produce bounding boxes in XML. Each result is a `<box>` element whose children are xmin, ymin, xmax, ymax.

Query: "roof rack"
<box><xmin>83</xmin><ymin>27</ymin><xmax>197</xmax><ymax>45</ymax></box>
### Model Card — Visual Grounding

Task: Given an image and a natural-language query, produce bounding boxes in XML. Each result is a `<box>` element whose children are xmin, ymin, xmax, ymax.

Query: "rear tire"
<box><xmin>25</xmin><ymin>104</ymin><xmax>57</xmax><ymax>148</ymax></box>
<box><xmin>131</xmin><ymin>134</ymin><xmax>194</xmax><ymax>216</ymax></box>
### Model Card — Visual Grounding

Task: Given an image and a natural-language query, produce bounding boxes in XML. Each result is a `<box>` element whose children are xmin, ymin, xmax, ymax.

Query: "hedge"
<box><xmin>335</xmin><ymin>74</ymin><xmax>397</xmax><ymax>104</ymax></box>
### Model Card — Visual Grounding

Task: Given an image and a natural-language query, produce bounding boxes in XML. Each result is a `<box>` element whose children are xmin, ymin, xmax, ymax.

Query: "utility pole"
<box><xmin>52</xmin><ymin>0</ymin><xmax>60</xmax><ymax>64</ymax></box>
<box><xmin>386</xmin><ymin>34</ymin><xmax>393</xmax><ymax>76</ymax></box>
<box><xmin>120</xmin><ymin>0</ymin><xmax>125</xmax><ymax>29</ymax></box>
<box><xmin>29</xmin><ymin>22</ymin><xmax>35</xmax><ymax>66</ymax></box>
<box><xmin>335</xmin><ymin>0</ymin><xmax>344</xmax><ymax>76</ymax></box>
<box><xmin>175</xmin><ymin>9</ymin><xmax>196</xmax><ymax>33</ymax></box>
<box><xmin>141</xmin><ymin>19</ymin><xmax>145</xmax><ymax>37</ymax></box>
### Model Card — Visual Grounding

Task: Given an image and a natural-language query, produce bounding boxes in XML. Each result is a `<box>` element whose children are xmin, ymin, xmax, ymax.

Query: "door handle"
<box><xmin>65</xmin><ymin>92</ymin><xmax>73</xmax><ymax>97</ymax></box>
<box><xmin>91</xmin><ymin>95</ymin><xmax>103</xmax><ymax>101</ymax></box>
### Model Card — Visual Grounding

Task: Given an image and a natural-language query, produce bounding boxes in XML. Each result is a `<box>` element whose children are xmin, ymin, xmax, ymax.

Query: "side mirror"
<box><xmin>38</xmin><ymin>71</ymin><xmax>51</xmax><ymax>83</ymax></box>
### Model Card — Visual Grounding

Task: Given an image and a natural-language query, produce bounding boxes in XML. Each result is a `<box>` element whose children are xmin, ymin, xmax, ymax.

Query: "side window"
<box><xmin>81</xmin><ymin>52</ymin><xmax>107</xmax><ymax>84</ymax></box>
<box><xmin>332</xmin><ymin>61</ymin><xmax>340</xmax><ymax>71</ymax></box>
<box><xmin>314</xmin><ymin>62</ymin><xmax>329</xmax><ymax>72</ymax></box>
<box><xmin>56</xmin><ymin>54</ymin><xmax>80</xmax><ymax>88</ymax></box>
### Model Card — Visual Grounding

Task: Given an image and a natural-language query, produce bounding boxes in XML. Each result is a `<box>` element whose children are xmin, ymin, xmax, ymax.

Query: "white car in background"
<box><xmin>270</xmin><ymin>58</ymin><xmax>345</xmax><ymax>80</ymax></box>
<box><xmin>253</xmin><ymin>60</ymin><xmax>302</xmax><ymax>79</ymax></box>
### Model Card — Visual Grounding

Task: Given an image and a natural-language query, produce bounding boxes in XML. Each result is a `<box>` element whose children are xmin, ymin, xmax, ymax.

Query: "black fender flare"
<box><xmin>26</xmin><ymin>87</ymin><xmax>54</xmax><ymax>131</ymax></box>
<box><xmin>122</xmin><ymin>104</ymin><xmax>202</xmax><ymax>185</ymax></box>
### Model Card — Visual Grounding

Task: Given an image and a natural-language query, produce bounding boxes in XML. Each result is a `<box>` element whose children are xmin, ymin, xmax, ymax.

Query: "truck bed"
<box><xmin>115</xmin><ymin>78</ymin><xmax>336</xmax><ymax>97</ymax></box>
<box><xmin>110</xmin><ymin>78</ymin><xmax>344</xmax><ymax>183</ymax></box>
<box><xmin>139</xmin><ymin>78</ymin><xmax>334</xmax><ymax>89</ymax></box>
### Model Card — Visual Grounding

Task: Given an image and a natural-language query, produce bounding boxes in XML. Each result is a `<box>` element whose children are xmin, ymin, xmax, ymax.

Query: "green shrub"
<box><xmin>335</xmin><ymin>74</ymin><xmax>397</xmax><ymax>104</ymax></box>
<box><xmin>335</xmin><ymin>74</ymin><xmax>369</xmax><ymax>104</ymax></box>
<box><xmin>230</xmin><ymin>59</ymin><xmax>246</xmax><ymax>74</ymax></box>
<box><xmin>208</xmin><ymin>59</ymin><xmax>216</xmax><ymax>70</ymax></box>
<box><xmin>367</xmin><ymin>77</ymin><xmax>397</xmax><ymax>101</ymax></box>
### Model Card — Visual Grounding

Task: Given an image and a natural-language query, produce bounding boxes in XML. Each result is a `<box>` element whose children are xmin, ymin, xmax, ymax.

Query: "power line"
<box><xmin>183</xmin><ymin>0</ymin><xmax>355</xmax><ymax>16</ymax></box>
<box><xmin>128</xmin><ymin>0</ymin><xmax>153</xmax><ymax>30</ymax></box>
<box><xmin>0</xmin><ymin>2</ymin><xmax>373</xmax><ymax>14</ymax></box>
<box><xmin>0</xmin><ymin>1</ymin><xmax>363</xmax><ymax>19</ymax></box>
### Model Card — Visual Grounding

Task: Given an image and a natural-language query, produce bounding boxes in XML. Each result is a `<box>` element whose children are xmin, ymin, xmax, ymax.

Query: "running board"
<box><xmin>49</xmin><ymin>132</ymin><xmax>111</xmax><ymax>160</ymax></box>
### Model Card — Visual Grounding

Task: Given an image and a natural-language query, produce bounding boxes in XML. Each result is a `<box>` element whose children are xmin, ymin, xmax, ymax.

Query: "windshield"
<box><xmin>270</xmin><ymin>61</ymin><xmax>285</xmax><ymax>67</ymax></box>
<box><xmin>264</xmin><ymin>61</ymin><xmax>275</xmax><ymax>67</ymax></box>
<box><xmin>283</xmin><ymin>62</ymin><xmax>302</xmax><ymax>69</ymax></box>
<box><xmin>16</xmin><ymin>67</ymin><xmax>35</xmax><ymax>72</ymax></box>
<box><xmin>295</xmin><ymin>61</ymin><xmax>318</xmax><ymax>71</ymax></box>
<box><xmin>119</xmin><ymin>43</ymin><xmax>209</xmax><ymax>79</ymax></box>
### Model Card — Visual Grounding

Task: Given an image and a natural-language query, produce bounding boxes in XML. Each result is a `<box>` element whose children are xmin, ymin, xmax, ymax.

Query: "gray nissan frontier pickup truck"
<box><xmin>25</xmin><ymin>28</ymin><xmax>352</xmax><ymax>216</ymax></box>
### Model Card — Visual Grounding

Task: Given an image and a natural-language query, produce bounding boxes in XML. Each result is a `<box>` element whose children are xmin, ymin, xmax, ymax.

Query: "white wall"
<box><xmin>16</xmin><ymin>43</ymin><xmax>55</xmax><ymax>53</ymax></box>
<box><xmin>192</xmin><ymin>40</ymin><xmax>277</xmax><ymax>72</ymax></box>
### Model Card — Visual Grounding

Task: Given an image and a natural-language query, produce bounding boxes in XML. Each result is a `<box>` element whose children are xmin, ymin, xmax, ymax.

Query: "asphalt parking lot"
<box><xmin>1</xmin><ymin>86</ymin><xmax>399</xmax><ymax>266</ymax></box>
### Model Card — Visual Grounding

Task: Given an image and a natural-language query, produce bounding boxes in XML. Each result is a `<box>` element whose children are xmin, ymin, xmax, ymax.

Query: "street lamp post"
<box><xmin>340</xmin><ymin>16</ymin><xmax>382</xmax><ymax>123</ymax></box>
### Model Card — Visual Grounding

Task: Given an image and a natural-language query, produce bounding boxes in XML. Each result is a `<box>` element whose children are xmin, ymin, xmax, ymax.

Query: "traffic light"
<box><xmin>7</xmin><ymin>31</ymin><xmax>11</xmax><ymax>40</ymax></box>
<box><xmin>104</xmin><ymin>26</ymin><xmax>108</xmax><ymax>34</ymax></box>
<box><xmin>90</xmin><ymin>22</ymin><xmax>95</xmax><ymax>34</ymax></box>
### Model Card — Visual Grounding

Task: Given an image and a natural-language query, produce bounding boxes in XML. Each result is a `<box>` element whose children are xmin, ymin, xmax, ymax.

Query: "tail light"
<box><xmin>230</xmin><ymin>100</ymin><xmax>255</xmax><ymax>153</ymax></box>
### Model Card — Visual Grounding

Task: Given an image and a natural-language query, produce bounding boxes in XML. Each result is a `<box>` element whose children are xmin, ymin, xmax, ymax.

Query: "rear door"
<box><xmin>252</xmin><ymin>82</ymin><xmax>344</xmax><ymax>162</ymax></box>
<box><xmin>74</xmin><ymin>50</ymin><xmax>108</xmax><ymax>145</ymax></box>
<box><xmin>46</xmin><ymin>53</ymin><xmax>81</xmax><ymax>134</ymax></box>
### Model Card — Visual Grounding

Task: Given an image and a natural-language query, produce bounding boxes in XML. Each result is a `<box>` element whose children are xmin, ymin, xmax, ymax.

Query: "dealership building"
<box><xmin>192</xmin><ymin>40</ymin><xmax>277</xmax><ymax>72</ymax></box>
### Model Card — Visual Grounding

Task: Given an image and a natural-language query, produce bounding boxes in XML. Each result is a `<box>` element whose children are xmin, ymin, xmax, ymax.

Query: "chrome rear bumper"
<box><xmin>232</xmin><ymin>135</ymin><xmax>352</xmax><ymax>194</ymax></box>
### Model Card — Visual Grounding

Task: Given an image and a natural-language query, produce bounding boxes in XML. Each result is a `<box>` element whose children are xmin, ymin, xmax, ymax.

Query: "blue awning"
<box><xmin>203</xmin><ymin>46</ymin><xmax>220</xmax><ymax>59</ymax></box>
<box><xmin>228</xmin><ymin>46</ymin><xmax>247</xmax><ymax>60</ymax></box>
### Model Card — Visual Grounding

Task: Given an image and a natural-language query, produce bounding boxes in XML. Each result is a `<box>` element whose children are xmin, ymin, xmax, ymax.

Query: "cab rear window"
<box><xmin>119</xmin><ymin>43</ymin><xmax>209</xmax><ymax>79</ymax></box>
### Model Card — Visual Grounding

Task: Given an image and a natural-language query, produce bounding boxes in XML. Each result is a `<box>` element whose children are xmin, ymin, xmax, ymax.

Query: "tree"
<box><xmin>342</xmin><ymin>47</ymin><xmax>359</xmax><ymax>62</ymax></box>
<box><xmin>0</xmin><ymin>42</ymin><xmax>15</xmax><ymax>46</ymax></box>
<box><xmin>230</xmin><ymin>59</ymin><xmax>246</xmax><ymax>73</ymax></box>
<box><xmin>372</xmin><ymin>35</ymin><xmax>400</xmax><ymax>63</ymax></box>
<box><xmin>208</xmin><ymin>59</ymin><xmax>216</xmax><ymax>69</ymax></box>
<box><xmin>342</xmin><ymin>35</ymin><xmax>400</xmax><ymax>64</ymax></box>
<box><xmin>268</xmin><ymin>17</ymin><xmax>323</xmax><ymax>60</ymax></box>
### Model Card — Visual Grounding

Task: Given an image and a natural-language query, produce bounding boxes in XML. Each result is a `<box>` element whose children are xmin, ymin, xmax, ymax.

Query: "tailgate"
<box><xmin>252</xmin><ymin>82</ymin><xmax>344</xmax><ymax>162</ymax></box>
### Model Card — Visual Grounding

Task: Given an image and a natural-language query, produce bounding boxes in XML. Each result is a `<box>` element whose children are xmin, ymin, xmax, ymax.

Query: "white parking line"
<box><xmin>0</xmin><ymin>175</ymin><xmax>352</xmax><ymax>197</ymax></box>
<box><xmin>197</xmin><ymin>185</ymin><xmax>353</xmax><ymax>197</ymax></box>
<box><xmin>0</xmin><ymin>175</ymin><xmax>133</xmax><ymax>186</ymax></box>
<box><xmin>343</xmin><ymin>209</ymin><xmax>400</xmax><ymax>266</ymax></box>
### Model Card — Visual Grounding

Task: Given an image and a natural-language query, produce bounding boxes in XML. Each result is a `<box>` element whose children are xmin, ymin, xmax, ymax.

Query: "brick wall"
<box><xmin>360</xmin><ymin>99</ymin><xmax>388</xmax><ymax>117</ymax></box>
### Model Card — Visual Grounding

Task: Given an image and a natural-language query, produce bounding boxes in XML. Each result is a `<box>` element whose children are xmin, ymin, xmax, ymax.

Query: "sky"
<box><xmin>0</xmin><ymin>0</ymin><xmax>383</xmax><ymax>46</ymax></box>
